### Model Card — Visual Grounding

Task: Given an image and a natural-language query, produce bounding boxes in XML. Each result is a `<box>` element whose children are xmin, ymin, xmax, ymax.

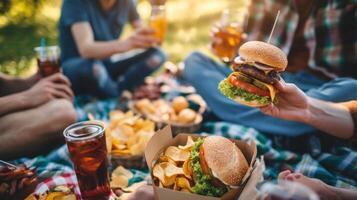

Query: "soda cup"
<box><xmin>34</xmin><ymin>46</ymin><xmax>61</xmax><ymax>77</ymax></box>
<box><xmin>63</xmin><ymin>121</ymin><xmax>111</xmax><ymax>200</ymax></box>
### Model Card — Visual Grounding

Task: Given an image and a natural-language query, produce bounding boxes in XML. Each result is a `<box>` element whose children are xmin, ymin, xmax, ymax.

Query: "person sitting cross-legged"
<box><xmin>59</xmin><ymin>0</ymin><xmax>166</xmax><ymax>98</ymax></box>
<box><xmin>0</xmin><ymin>73</ymin><xmax>77</xmax><ymax>160</ymax></box>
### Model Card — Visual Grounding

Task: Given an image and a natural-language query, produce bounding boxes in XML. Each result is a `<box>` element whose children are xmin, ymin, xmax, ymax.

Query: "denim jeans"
<box><xmin>183</xmin><ymin>52</ymin><xmax>357</xmax><ymax>136</ymax></box>
<box><xmin>62</xmin><ymin>48</ymin><xmax>166</xmax><ymax>98</ymax></box>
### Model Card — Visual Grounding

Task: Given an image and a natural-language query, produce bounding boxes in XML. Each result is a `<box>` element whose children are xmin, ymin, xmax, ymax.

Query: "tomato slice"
<box><xmin>228</xmin><ymin>75</ymin><xmax>270</xmax><ymax>97</ymax></box>
<box><xmin>199</xmin><ymin>146</ymin><xmax>210</xmax><ymax>175</ymax></box>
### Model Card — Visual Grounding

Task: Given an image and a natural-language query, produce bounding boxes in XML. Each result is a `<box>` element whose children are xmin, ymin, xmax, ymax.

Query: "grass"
<box><xmin>0</xmin><ymin>0</ymin><xmax>248</xmax><ymax>77</ymax></box>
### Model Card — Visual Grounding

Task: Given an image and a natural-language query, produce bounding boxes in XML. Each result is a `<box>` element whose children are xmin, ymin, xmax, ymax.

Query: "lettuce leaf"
<box><xmin>218</xmin><ymin>79</ymin><xmax>271</xmax><ymax>105</ymax></box>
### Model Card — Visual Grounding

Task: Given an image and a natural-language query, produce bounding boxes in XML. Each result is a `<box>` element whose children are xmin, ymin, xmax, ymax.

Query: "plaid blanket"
<box><xmin>13</xmin><ymin>97</ymin><xmax>356</xmax><ymax>197</ymax></box>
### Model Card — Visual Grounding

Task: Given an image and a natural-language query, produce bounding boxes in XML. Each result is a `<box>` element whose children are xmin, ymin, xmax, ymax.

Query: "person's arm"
<box><xmin>304</xmin><ymin>98</ymin><xmax>354</xmax><ymax>139</ymax></box>
<box><xmin>0</xmin><ymin>73</ymin><xmax>40</xmax><ymax>96</ymax></box>
<box><xmin>0</xmin><ymin>73</ymin><xmax>73</xmax><ymax>116</ymax></box>
<box><xmin>330</xmin><ymin>186</ymin><xmax>357</xmax><ymax>200</ymax></box>
<box><xmin>261</xmin><ymin>81</ymin><xmax>354</xmax><ymax>139</ymax></box>
<box><xmin>0</xmin><ymin>92</ymin><xmax>30</xmax><ymax>116</ymax></box>
<box><xmin>71</xmin><ymin>22</ymin><xmax>159</xmax><ymax>60</ymax></box>
<box><xmin>71</xmin><ymin>22</ymin><xmax>132</xmax><ymax>59</ymax></box>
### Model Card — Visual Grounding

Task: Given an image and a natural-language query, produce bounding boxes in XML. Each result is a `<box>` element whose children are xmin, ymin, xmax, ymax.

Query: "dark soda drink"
<box><xmin>37</xmin><ymin>58</ymin><xmax>60</xmax><ymax>77</ymax></box>
<box><xmin>35</xmin><ymin>46</ymin><xmax>61</xmax><ymax>77</ymax></box>
<box><xmin>63</xmin><ymin>121</ymin><xmax>111</xmax><ymax>200</ymax></box>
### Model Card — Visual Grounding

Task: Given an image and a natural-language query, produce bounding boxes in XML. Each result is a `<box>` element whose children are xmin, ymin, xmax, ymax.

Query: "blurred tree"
<box><xmin>0</xmin><ymin>0</ymin><xmax>43</xmax><ymax>23</ymax></box>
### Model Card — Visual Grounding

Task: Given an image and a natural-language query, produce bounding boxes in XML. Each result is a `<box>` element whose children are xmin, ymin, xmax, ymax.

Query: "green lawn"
<box><xmin>0</xmin><ymin>0</ymin><xmax>248</xmax><ymax>77</ymax></box>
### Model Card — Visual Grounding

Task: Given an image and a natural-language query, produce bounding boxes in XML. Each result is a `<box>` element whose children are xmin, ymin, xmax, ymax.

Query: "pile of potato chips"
<box><xmin>152</xmin><ymin>136</ymin><xmax>195</xmax><ymax>192</ymax></box>
<box><xmin>106</xmin><ymin>110</ymin><xmax>155</xmax><ymax>156</ymax></box>
<box><xmin>110</xmin><ymin>166</ymin><xmax>148</xmax><ymax>199</ymax></box>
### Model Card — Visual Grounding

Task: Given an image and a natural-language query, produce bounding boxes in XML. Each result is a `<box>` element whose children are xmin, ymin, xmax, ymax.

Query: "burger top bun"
<box><xmin>202</xmin><ymin>136</ymin><xmax>249</xmax><ymax>186</ymax></box>
<box><xmin>238</xmin><ymin>41</ymin><xmax>288</xmax><ymax>71</ymax></box>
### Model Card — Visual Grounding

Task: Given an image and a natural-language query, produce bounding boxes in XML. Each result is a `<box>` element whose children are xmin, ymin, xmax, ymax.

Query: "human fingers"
<box><xmin>45</xmin><ymin>73</ymin><xmax>71</xmax><ymax>86</ymax></box>
<box><xmin>49</xmin><ymin>87</ymin><xmax>72</xmax><ymax>101</ymax></box>
<box><xmin>136</xmin><ymin>27</ymin><xmax>155</xmax><ymax>35</ymax></box>
<box><xmin>260</xmin><ymin>104</ymin><xmax>275</xmax><ymax>116</ymax></box>
<box><xmin>132</xmin><ymin>35</ymin><xmax>159</xmax><ymax>48</ymax></box>
<box><xmin>52</xmin><ymin>83</ymin><xmax>74</xmax><ymax>100</ymax></box>
<box><xmin>278</xmin><ymin>170</ymin><xmax>291</xmax><ymax>181</ymax></box>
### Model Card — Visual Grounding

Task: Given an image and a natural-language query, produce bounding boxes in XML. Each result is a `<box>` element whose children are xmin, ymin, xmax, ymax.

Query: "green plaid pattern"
<box><xmin>14</xmin><ymin>121</ymin><xmax>356</xmax><ymax>191</ymax></box>
<box><xmin>201</xmin><ymin>122</ymin><xmax>356</xmax><ymax>189</ymax></box>
<box><xmin>246</xmin><ymin>0</ymin><xmax>357</xmax><ymax>78</ymax></box>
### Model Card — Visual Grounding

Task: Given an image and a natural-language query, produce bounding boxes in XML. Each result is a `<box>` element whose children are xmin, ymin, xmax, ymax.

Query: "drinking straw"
<box><xmin>40</xmin><ymin>38</ymin><xmax>46</xmax><ymax>48</ymax></box>
<box><xmin>267</xmin><ymin>10</ymin><xmax>280</xmax><ymax>44</ymax></box>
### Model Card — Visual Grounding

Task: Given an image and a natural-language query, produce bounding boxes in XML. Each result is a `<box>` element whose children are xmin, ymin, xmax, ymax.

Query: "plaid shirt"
<box><xmin>246</xmin><ymin>0</ymin><xmax>357</xmax><ymax>79</ymax></box>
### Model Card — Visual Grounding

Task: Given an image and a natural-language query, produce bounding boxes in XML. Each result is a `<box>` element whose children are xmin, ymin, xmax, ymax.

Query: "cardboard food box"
<box><xmin>145</xmin><ymin>126</ymin><xmax>264</xmax><ymax>200</ymax></box>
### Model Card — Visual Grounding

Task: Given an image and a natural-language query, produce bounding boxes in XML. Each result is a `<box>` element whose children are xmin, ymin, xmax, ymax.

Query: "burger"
<box><xmin>190</xmin><ymin>136</ymin><xmax>249</xmax><ymax>197</ymax></box>
<box><xmin>218</xmin><ymin>41</ymin><xmax>287</xmax><ymax>107</ymax></box>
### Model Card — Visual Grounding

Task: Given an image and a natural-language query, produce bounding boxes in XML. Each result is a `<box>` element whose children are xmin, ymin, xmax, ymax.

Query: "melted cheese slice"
<box><xmin>232</xmin><ymin>72</ymin><xmax>277</xmax><ymax>101</ymax></box>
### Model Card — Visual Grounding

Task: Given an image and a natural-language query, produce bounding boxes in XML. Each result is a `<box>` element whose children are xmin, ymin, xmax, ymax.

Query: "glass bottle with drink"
<box><xmin>149</xmin><ymin>5</ymin><xmax>167</xmax><ymax>43</ymax></box>
<box><xmin>34</xmin><ymin>45</ymin><xmax>61</xmax><ymax>77</ymax></box>
<box><xmin>63</xmin><ymin>121</ymin><xmax>111</xmax><ymax>200</ymax></box>
<box><xmin>210</xmin><ymin>9</ymin><xmax>247</xmax><ymax>63</ymax></box>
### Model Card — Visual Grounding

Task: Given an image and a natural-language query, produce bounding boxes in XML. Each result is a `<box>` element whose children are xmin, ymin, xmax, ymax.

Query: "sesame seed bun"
<box><xmin>202</xmin><ymin>136</ymin><xmax>249</xmax><ymax>186</ymax></box>
<box><xmin>239</xmin><ymin>41</ymin><xmax>288</xmax><ymax>71</ymax></box>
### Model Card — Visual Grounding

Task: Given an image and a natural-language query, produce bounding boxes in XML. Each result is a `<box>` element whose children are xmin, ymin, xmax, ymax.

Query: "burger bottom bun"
<box><xmin>233</xmin><ymin>96</ymin><xmax>269</xmax><ymax>108</ymax></box>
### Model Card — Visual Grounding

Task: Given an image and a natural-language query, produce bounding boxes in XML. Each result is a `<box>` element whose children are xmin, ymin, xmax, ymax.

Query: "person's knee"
<box><xmin>308</xmin><ymin>78</ymin><xmax>357</xmax><ymax>101</ymax></box>
<box><xmin>336</xmin><ymin>78</ymin><xmax>357</xmax><ymax>90</ymax></box>
<box><xmin>46</xmin><ymin>99</ymin><xmax>77</xmax><ymax>132</ymax></box>
<box><xmin>146</xmin><ymin>48</ymin><xmax>166</xmax><ymax>70</ymax></box>
<box><xmin>183</xmin><ymin>51</ymin><xmax>207</xmax><ymax>80</ymax></box>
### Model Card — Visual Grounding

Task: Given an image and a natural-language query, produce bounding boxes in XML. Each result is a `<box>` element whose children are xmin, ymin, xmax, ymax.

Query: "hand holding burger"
<box><xmin>219</xmin><ymin>41</ymin><xmax>288</xmax><ymax>107</ymax></box>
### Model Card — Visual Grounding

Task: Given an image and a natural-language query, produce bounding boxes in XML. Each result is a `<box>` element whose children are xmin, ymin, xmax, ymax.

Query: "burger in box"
<box><xmin>219</xmin><ymin>41</ymin><xmax>287</xmax><ymax>107</ymax></box>
<box><xmin>145</xmin><ymin>126</ymin><xmax>262</xmax><ymax>200</ymax></box>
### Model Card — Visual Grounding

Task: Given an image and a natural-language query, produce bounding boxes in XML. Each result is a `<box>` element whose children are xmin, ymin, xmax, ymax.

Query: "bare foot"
<box><xmin>278</xmin><ymin>170</ymin><xmax>340</xmax><ymax>200</ymax></box>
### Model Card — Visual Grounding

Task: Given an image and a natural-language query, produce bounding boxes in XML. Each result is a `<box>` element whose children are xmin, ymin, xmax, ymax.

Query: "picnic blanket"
<box><xmin>13</xmin><ymin>96</ymin><xmax>356</xmax><ymax>197</ymax></box>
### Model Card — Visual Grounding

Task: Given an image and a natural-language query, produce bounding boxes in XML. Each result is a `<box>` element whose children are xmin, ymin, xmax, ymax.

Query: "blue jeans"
<box><xmin>183</xmin><ymin>52</ymin><xmax>357</xmax><ymax>136</ymax></box>
<box><xmin>62</xmin><ymin>48</ymin><xmax>166</xmax><ymax>98</ymax></box>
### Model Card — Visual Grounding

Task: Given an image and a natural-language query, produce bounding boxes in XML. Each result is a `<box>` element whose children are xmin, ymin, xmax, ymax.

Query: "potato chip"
<box><xmin>158</xmin><ymin>155</ymin><xmax>176</xmax><ymax>165</ymax></box>
<box><xmin>162</xmin><ymin>162</ymin><xmax>185</xmax><ymax>177</ymax></box>
<box><xmin>121</xmin><ymin>181</ymin><xmax>146</xmax><ymax>193</ymax></box>
<box><xmin>119</xmin><ymin>125</ymin><xmax>135</xmax><ymax>137</ymax></box>
<box><xmin>164</xmin><ymin>146</ymin><xmax>190</xmax><ymax>162</ymax></box>
<box><xmin>112</xmin><ymin>166</ymin><xmax>133</xmax><ymax>179</ymax></box>
<box><xmin>178</xmin><ymin>136</ymin><xmax>194</xmax><ymax>150</ymax></box>
<box><xmin>176</xmin><ymin>177</ymin><xmax>192</xmax><ymax>192</ymax></box>
<box><xmin>153</xmin><ymin>163</ymin><xmax>165</xmax><ymax>182</ymax></box>
<box><xmin>111</xmin><ymin>128</ymin><xmax>129</xmax><ymax>142</ymax></box>
<box><xmin>111</xmin><ymin>149</ymin><xmax>131</xmax><ymax>155</ymax></box>
<box><xmin>153</xmin><ymin>163</ymin><xmax>176</xmax><ymax>187</ymax></box>
<box><xmin>107</xmin><ymin>110</ymin><xmax>155</xmax><ymax>156</ymax></box>
<box><xmin>110</xmin><ymin>110</ymin><xmax>125</xmax><ymax>121</ymax></box>
<box><xmin>182</xmin><ymin>159</ymin><xmax>192</xmax><ymax>179</ymax></box>
<box><xmin>110</xmin><ymin>174</ymin><xmax>129</xmax><ymax>188</ymax></box>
